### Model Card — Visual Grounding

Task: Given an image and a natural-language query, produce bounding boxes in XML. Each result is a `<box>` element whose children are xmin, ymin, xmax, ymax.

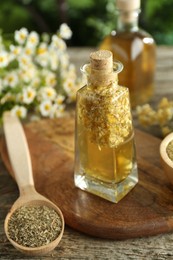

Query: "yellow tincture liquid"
<box><xmin>77</xmin><ymin>119</ymin><xmax>135</xmax><ymax>184</ymax></box>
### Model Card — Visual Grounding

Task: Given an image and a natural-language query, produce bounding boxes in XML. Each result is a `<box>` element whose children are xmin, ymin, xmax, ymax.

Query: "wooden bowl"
<box><xmin>160</xmin><ymin>132</ymin><xmax>173</xmax><ymax>184</ymax></box>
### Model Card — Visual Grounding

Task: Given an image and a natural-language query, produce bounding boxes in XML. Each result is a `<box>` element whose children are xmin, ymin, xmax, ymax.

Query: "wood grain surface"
<box><xmin>1</xmin><ymin>116</ymin><xmax>173</xmax><ymax>240</ymax></box>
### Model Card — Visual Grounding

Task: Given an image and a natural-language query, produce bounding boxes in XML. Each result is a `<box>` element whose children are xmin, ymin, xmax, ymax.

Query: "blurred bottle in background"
<box><xmin>100</xmin><ymin>0</ymin><xmax>156</xmax><ymax>108</ymax></box>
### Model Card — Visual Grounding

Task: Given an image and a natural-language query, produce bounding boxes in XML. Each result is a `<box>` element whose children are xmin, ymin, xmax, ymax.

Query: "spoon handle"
<box><xmin>3</xmin><ymin>112</ymin><xmax>34</xmax><ymax>193</ymax></box>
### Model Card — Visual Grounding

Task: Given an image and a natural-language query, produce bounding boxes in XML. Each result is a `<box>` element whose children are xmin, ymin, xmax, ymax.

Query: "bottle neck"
<box><xmin>81</xmin><ymin>62</ymin><xmax>123</xmax><ymax>88</ymax></box>
<box><xmin>116</xmin><ymin>9</ymin><xmax>140</xmax><ymax>32</ymax></box>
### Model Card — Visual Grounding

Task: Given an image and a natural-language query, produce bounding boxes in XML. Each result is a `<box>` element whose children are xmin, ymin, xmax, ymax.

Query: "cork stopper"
<box><xmin>90</xmin><ymin>50</ymin><xmax>113</xmax><ymax>71</ymax></box>
<box><xmin>116</xmin><ymin>0</ymin><xmax>140</xmax><ymax>11</ymax></box>
<box><xmin>88</xmin><ymin>50</ymin><xmax>116</xmax><ymax>86</ymax></box>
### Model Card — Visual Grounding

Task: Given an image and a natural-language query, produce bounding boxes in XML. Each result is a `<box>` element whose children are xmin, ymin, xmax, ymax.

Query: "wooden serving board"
<box><xmin>1</xmin><ymin>116</ymin><xmax>173</xmax><ymax>240</ymax></box>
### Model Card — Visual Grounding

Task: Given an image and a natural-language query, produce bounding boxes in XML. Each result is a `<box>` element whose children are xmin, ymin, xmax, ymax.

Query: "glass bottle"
<box><xmin>100</xmin><ymin>0</ymin><xmax>156</xmax><ymax>108</ymax></box>
<box><xmin>74</xmin><ymin>50</ymin><xmax>138</xmax><ymax>203</ymax></box>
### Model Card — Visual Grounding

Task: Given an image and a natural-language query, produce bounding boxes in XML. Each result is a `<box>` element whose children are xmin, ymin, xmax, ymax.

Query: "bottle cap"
<box><xmin>116</xmin><ymin>0</ymin><xmax>140</xmax><ymax>11</ymax></box>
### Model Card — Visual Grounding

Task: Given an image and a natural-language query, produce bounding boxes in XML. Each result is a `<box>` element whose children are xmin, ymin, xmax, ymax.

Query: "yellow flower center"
<box><xmin>57</xmin><ymin>99</ymin><xmax>62</xmax><ymax>105</ymax></box>
<box><xmin>45</xmin><ymin>104</ymin><xmax>50</xmax><ymax>111</ymax></box>
<box><xmin>27</xmin><ymin>91</ymin><xmax>33</xmax><ymax>98</ymax></box>
<box><xmin>22</xmin><ymin>58</ymin><xmax>27</xmax><ymax>65</ymax></box>
<box><xmin>8</xmin><ymin>76</ymin><xmax>14</xmax><ymax>82</ymax></box>
<box><xmin>30</xmin><ymin>37</ymin><xmax>36</xmax><ymax>43</ymax></box>
<box><xmin>50</xmin><ymin>78</ymin><xmax>56</xmax><ymax>85</ymax></box>
<box><xmin>47</xmin><ymin>91</ymin><xmax>53</xmax><ymax>97</ymax></box>
<box><xmin>16</xmin><ymin>110</ymin><xmax>22</xmax><ymax>117</ymax></box>
<box><xmin>25</xmin><ymin>49</ymin><xmax>32</xmax><ymax>55</ymax></box>
<box><xmin>0</xmin><ymin>57</ymin><xmax>5</xmax><ymax>62</ymax></box>
<box><xmin>20</xmin><ymin>33</ymin><xmax>26</xmax><ymax>40</ymax></box>
<box><xmin>68</xmin><ymin>82</ymin><xmax>73</xmax><ymax>88</ymax></box>
<box><xmin>37</xmin><ymin>47</ymin><xmax>46</xmax><ymax>55</ymax></box>
<box><xmin>13</xmin><ymin>49</ymin><xmax>19</xmax><ymax>55</ymax></box>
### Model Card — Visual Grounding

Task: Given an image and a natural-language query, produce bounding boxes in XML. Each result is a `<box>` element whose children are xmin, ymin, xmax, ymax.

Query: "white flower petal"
<box><xmin>15</xmin><ymin>28</ymin><xmax>28</xmax><ymax>44</ymax></box>
<box><xmin>39</xmin><ymin>100</ymin><xmax>52</xmax><ymax>117</ymax></box>
<box><xmin>0</xmin><ymin>51</ymin><xmax>9</xmax><ymax>68</ymax></box>
<box><xmin>23</xmin><ymin>87</ymin><xmax>36</xmax><ymax>104</ymax></box>
<box><xmin>59</xmin><ymin>23</ymin><xmax>72</xmax><ymax>39</ymax></box>
<box><xmin>11</xmin><ymin>105</ymin><xmax>27</xmax><ymax>118</ymax></box>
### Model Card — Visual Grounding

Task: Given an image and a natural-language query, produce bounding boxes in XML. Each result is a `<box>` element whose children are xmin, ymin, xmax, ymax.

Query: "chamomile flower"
<box><xmin>0</xmin><ymin>92</ymin><xmax>15</xmax><ymax>104</ymax></box>
<box><xmin>23</xmin><ymin>87</ymin><xmax>36</xmax><ymax>104</ymax></box>
<box><xmin>63</xmin><ymin>78</ymin><xmax>78</xmax><ymax>102</ymax></box>
<box><xmin>40</xmin><ymin>86</ymin><xmax>56</xmax><ymax>101</ymax></box>
<box><xmin>16</xmin><ymin>92</ymin><xmax>23</xmax><ymax>103</ymax></box>
<box><xmin>36</xmin><ymin>53</ymin><xmax>49</xmax><ymax>67</ymax></box>
<box><xmin>10</xmin><ymin>45</ymin><xmax>22</xmax><ymax>57</ymax></box>
<box><xmin>45</xmin><ymin>72</ymin><xmax>57</xmax><ymax>87</ymax></box>
<box><xmin>157</xmin><ymin>107</ymin><xmax>172</xmax><ymax>126</ymax></box>
<box><xmin>18</xmin><ymin>54</ymin><xmax>32</xmax><ymax>69</ymax></box>
<box><xmin>55</xmin><ymin>95</ymin><xmax>65</xmax><ymax>105</ymax></box>
<box><xmin>51</xmin><ymin>35</ymin><xmax>66</xmax><ymax>51</ymax></box>
<box><xmin>11</xmin><ymin>105</ymin><xmax>27</xmax><ymax>118</ymax></box>
<box><xmin>136</xmin><ymin>97</ymin><xmax>173</xmax><ymax>136</ymax></box>
<box><xmin>59</xmin><ymin>23</ymin><xmax>72</xmax><ymax>40</ymax></box>
<box><xmin>49</xmin><ymin>53</ymin><xmax>59</xmax><ymax>71</ymax></box>
<box><xmin>15</xmin><ymin>28</ymin><xmax>28</xmax><ymax>45</ymax></box>
<box><xmin>67</xmin><ymin>64</ymin><xmax>78</xmax><ymax>79</ymax></box>
<box><xmin>49</xmin><ymin>103</ymin><xmax>65</xmax><ymax>118</ymax></box>
<box><xmin>66</xmin><ymin>91</ymin><xmax>77</xmax><ymax>103</ymax></box>
<box><xmin>19</xmin><ymin>65</ymin><xmax>37</xmax><ymax>83</ymax></box>
<box><xmin>23</xmin><ymin>46</ymin><xmax>35</xmax><ymax>56</ymax></box>
<box><xmin>63</xmin><ymin>78</ymin><xmax>75</xmax><ymax>93</ymax></box>
<box><xmin>0</xmin><ymin>24</ymin><xmax>83</xmax><ymax>122</ymax></box>
<box><xmin>27</xmin><ymin>31</ymin><xmax>39</xmax><ymax>47</ymax></box>
<box><xmin>37</xmin><ymin>43</ymin><xmax>48</xmax><ymax>55</ymax></box>
<box><xmin>3</xmin><ymin>72</ymin><xmax>18</xmax><ymax>88</ymax></box>
<box><xmin>0</xmin><ymin>51</ymin><xmax>9</xmax><ymax>68</ymax></box>
<box><xmin>136</xmin><ymin>104</ymin><xmax>157</xmax><ymax>127</ymax></box>
<box><xmin>60</xmin><ymin>53</ymin><xmax>69</xmax><ymax>69</ymax></box>
<box><xmin>39</xmin><ymin>100</ymin><xmax>53</xmax><ymax>117</ymax></box>
<box><xmin>31</xmin><ymin>77</ymin><xmax>41</xmax><ymax>88</ymax></box>
<box><xmin>54</xmin><ymin>104</ymin><xmax>66</xmax><ymax>118</ymax></box>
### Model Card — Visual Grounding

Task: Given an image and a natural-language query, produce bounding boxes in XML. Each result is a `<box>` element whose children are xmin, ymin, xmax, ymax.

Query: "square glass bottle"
<box><xmin>74</xmin><ymin>50</ymin><xmax>138</xmax><ymax>203</ymax></box>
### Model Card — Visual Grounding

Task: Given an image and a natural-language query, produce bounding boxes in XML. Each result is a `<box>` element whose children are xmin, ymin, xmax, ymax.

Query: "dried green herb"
<box><xmin>167</xmin><ymin>140</ymin><xmax>173</xmax><ymax>161</ymax></box>
<box><xmin>7</xmin><ymin>205</ymin><xmax>62</xmax><ymax>248</ymax></box>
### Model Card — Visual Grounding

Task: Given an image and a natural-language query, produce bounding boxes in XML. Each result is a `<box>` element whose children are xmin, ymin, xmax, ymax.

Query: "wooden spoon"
<box><xmin>3</xmin><ymin>112</ymin><xmax>64</xmax><ymax>256</ymax></box>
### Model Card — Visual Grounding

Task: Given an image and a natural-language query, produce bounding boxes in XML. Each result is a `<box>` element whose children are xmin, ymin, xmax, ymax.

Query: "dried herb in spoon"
<box><xmin>7</xmin><ymin>205</ymin><xmax>62</xmax><ymax>248</ymax></box>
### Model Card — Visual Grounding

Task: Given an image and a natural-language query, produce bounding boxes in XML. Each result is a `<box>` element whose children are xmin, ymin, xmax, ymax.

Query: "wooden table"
<box><xmin>0</xmin><ymin>47</ymin><xmax>173</xmax><ymax>259</ymax></box>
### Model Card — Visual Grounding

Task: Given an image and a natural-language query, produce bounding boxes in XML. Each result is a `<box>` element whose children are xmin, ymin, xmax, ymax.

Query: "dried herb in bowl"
<box><xmin>7</xmin><ymin>205</ymin><xmax>62</xmax><ymax>248</ymax></box>
<box><xmin>166</xmin><ymin>140</ymin><xmax>173</xmax><ymax>161</ymax></box>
